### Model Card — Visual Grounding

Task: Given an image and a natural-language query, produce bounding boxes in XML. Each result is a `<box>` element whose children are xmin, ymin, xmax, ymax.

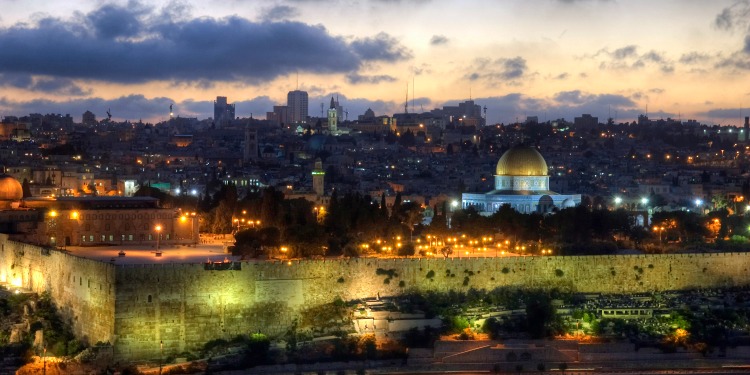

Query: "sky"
<box><xmin>0</xmin><ymin>0</ymin><xmax>749</xmax><ymax>125</ymax></box>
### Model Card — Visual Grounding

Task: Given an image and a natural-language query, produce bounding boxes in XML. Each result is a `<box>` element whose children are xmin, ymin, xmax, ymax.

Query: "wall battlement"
<box><xmin>2</xmin><ymin>235</ymin><xmax>749</xmax><ymax>361</ymax></box>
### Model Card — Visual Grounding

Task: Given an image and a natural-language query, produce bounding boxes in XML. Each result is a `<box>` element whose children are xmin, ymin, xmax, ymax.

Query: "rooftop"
<box><xmin>62</xmin><ymin>243</ymin><xmax>240</xmax><ymax>265</ymax></box>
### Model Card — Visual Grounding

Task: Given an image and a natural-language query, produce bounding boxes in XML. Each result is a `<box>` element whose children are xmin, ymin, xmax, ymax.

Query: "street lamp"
<box><xmin>155</xmin><ymin>225</ymin><xmax>162</xmax><ymax>251</ymax></box>
<box><xmin>159</xmin><ymin>340</ymin><xmax>163</xmax><ymax>375</ymax></box>
<box><xmin>614</xmin><ymin>197</ymin><xmax>622</xmax><ymax>206</ymax></box>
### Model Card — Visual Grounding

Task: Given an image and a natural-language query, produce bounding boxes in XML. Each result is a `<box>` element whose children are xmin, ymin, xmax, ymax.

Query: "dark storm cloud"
<box><xmin>0</xmin><ymin>73</ymin><xmax>91</xmax><ymax>96</ymax></box>
<box><xmin>345</xmin><ymin>73</ymin><xmax>397</xmax><ymax>84</ymax></box>
<box><xmin>430</xmin><ymin>35</ymin><xmax>448</xmax><ymax>46</ymax></box>
<box><xmin>699</xmin><ymin>108</ymin><xmax>747</xmax><ymax>120</ymax></box>
<box><xmin>350</xmin><ymin>32</ymin><xmax>413</xmax><ymax>62</ymax></box>
<box><xmin>86</xmin><ymin>1</ymin><xmax>148</xmax><ymax>39</ymax></box>
<box><xmin>0</xmin><ymin>4</ymin><xmax>410</xmax><ymax>84</ymax></box>
<box><xmin>260</xmin><ymin>5</ymin><xmax>300</xmax><ymax>21</ymax></box>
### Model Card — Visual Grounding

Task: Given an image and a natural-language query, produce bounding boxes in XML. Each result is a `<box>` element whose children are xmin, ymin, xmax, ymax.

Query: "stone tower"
<box><xmin>327</xmin><ymin>96</ymin><xmax>338</xmax><ymax>134</ymax></box>
<box><xmin>243</xmin><ymin>122</ymin><xmax>258</xmax><ymax>163</ymax></box>
<box><xmin>312</xmin><ymin>158</ymin><xmax>325</xmax><ymax>196</ymax></box>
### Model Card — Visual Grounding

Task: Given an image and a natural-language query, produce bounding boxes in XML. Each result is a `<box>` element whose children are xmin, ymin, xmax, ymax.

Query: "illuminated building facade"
<box><xmin>461</xmin><ymin>145</ymin><xmax>581</xmax><ymax>214</ymax></box>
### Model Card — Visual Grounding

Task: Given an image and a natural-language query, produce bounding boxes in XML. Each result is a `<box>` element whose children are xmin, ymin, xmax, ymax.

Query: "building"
<box><xmin>213</xmin><ymin>96</ymin><xmax>236</xmax><ymax>127</ymax></box>
<box><xmin>574</xmin><ymin>114</ymin><xmax>598</xmax><ymax>128</ymax></box>
<box><xmin>312</xmin><ymin>158</ymin><xmax>325</xmax><ymax>196</ymax></box>
<box><xmin>22</xmin><ymin>196</ymin><xmax>198</xmax><ymax>247</ymax></box>
<box><xmin>461</xmin><ymin>145</ymin><xmax>580</xmax><ymax>214</ymax></box>
<box><xmin>287</xmin><ymin>90</ymin><xmax>308</xmax><ymax>124</ymax></box>
<box><xmin>243</xmin><ymin>124</ymin><xmax>258</xmax><ymax>163</ymax></box>
<box><xmin>327</xmin><ymin>97</ymin><xmax>338</xmax><ymax>133</ymax></box>
<box><xmin>82</xmin><ymin>110</ymin><xmax>97</xmax><ymax>126</ymax></box>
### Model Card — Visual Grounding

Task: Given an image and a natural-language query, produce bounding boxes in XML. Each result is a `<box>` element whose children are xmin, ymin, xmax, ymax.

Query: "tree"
<box><xmin>21</xmin><ymin>178</ymin><xmax>31</xmax><ymax>198</ymax></box>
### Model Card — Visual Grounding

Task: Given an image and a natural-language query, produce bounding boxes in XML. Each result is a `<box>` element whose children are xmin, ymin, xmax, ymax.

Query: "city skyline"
<box><xmin>1</xmin><ymin>0</ymin><xmax>749</xmax><ymax>124</ymax></box>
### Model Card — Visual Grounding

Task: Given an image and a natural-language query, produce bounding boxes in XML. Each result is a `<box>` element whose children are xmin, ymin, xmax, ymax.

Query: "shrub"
<box><xmin>426</xmin><ymin>270</ymin><xmax>435</xmax><ymax>279</ymax></box>
<box><xmin>463</xmin><ymin>276</ymin><xmax>470</xmax><ymax>286</ymax></box>
<box><xmin>502</xmin><ymin>267</ymin><xmax>510</xmax><ymax>274</ymax></box>
<box><xmin>555</xmin><ymin>269</ymin><xmax>564</xmax><ymax>277</ymax></box>
<box><xmin>337</xmin><ymin>277</ymin><xmax>345</xmax><ymax>283</ymax></box>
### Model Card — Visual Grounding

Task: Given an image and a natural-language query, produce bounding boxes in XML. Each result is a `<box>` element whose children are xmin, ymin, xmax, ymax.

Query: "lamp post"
<box><xmin>43</xmin><ymin>345</ymin><xmax>46</xmax><ymax>375</ymax></box>
<box><xmin>159</xmin><ymin>340</ymin><xmax>163</xmax><ymax>375</ymax></box>
<box><xmin>155</xmin><ymin>225</ymin><xmax>162</xmax><ymax>251</ymax></box>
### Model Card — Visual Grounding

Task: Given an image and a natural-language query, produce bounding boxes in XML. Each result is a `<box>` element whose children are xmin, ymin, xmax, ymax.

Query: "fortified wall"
<box><xmin>2</xmin><ymin>234</ymin><xmax>750</xmax><ymax>361</ymax></box>
<box><xmin>0</xmin><ymin>234</ymin><xmax>115</xmax><ymax>346</ymax></box>
<box><xmin>114</xmin><ymin>251</ymin><xmax>750</xmax><ymax>360</ymax></box>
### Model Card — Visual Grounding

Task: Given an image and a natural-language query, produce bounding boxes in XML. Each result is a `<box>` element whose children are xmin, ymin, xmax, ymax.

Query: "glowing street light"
<box><xmin>614</xmin><ymin>197</ymin><xmax>622</xmax><ymax>206</ymax></box>
<box><xmin>155</xmin><ymin>225</ymin><xmax>162</xmax><ymax>251</ymax></box>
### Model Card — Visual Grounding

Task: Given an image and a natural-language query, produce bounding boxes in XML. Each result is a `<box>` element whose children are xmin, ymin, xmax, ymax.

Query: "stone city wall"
<box><xmin>2</xmin><ymin>234</ymin><xmax>749</xmax><ymax>361</ymax></box>
<box><xmin>113</xmin><ymin>252</ymin><xmax>750</xmax><ymax>360</ymax></box>
<box><xmin>0</xmin><ymin>234</ymin><xmax>116</xmax><ymax>346</ymax></box>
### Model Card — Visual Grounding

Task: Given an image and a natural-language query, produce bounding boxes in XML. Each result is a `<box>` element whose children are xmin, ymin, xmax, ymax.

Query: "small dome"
<box><xmin>0</xmin><ymin>174</ymin><xmax>23</xmax><ymax>201</ymax></box>
<box><xmin>496</xmin><ymin>145</ymin><xmax>548</xmax><ymax>176</ymax></box>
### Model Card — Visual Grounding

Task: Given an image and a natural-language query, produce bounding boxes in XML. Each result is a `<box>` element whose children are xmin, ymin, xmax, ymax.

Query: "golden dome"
<box><xmin>0</xmin><ymin>174</ymin><xmax>23</xmax><ymax>201</ymax></box>
<box><xmin>495</xmin><ymin>146</ymin><xmax>548</xmax><ymax>176</ymax></box>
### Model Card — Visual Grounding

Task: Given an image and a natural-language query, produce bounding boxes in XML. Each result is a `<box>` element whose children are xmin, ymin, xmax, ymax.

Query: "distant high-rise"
<box><xmin>81</xmin><ymin>110</ymin><xmax>97</xmax><ymax>126</ymax></box>
<box><xmin>287</xmin><ymin>90</ymin><xmax>308</xmax><ymax>124</ymax></box>
<box><xmin>213</xmin><ymin>96</ymin><xmax>235</xmax><ymax>127</ymax></box>
<box><xmin>745</xmin><ymin>116</ymin><xmax>749</xmax><ymax>141</ymax></box>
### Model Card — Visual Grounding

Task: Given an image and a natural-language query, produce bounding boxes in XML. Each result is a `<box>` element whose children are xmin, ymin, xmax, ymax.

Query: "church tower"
<box><xmin>243</xmin><ymin>121</ymin><xmax>258</xmax><ymax>163</ymax></box>
<box><xmin>312</xmin><ymin>158</ymin><xmax>325</xmax><ymax>196</ymax></box>
<box><xmin>327</xmin><ymin>96</ymin><xmax>338</xmax><ymax>134</ymax></box>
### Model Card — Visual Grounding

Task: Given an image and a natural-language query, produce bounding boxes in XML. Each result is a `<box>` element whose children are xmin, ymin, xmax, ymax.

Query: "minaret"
<box><xmin>327</xmin><ymin>96</ymin><xmax>338</xmax><ymax>134</ymax></box>
<box><xmin>312</xmin><ymin>158</ymin><xmax>325</xmax><ymax>196</ymax></box>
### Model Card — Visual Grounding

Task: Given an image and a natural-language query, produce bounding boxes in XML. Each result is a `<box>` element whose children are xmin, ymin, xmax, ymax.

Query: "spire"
<box><xmin>330</xmin><ymin>96</ymin><xmax>336</xmax><ymax>109</ymax></box>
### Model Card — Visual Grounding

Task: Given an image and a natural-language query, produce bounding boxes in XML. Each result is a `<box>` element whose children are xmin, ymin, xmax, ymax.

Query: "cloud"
<box><xmin>714</xmin><ymin>1</ymin><xmax>750</xmax><ymax>31</ymax></box>
<box><xmin>592</xmin><ymin>45</ymin><xmax>674</xmax><ymax>73</ymax></box>
<box><xmin>0</xmin><ymin>4</ymin><xmax>408</xmax><ymax>85</ymax></box>
<box><xmin>554</xmin><ymin>72</ymin><xmax>569</xmax><ymax>80</ymax></box>
<box><xmin>553</xmin><ymin>90</ymin><xmax>636</xmax><ymax>107</ymax></box>
<box><xmin>259</xmin><ymin>5</ymin><xmax>300</xmax><ymax>21</ymax></box>
<box><xmin>430</xmin><ymin>35</ymin><xmax>448</xmax><ymax>45</ymax></box>
<box><xmin>467</xmin><ymin>57</ymin><xmax>528</xmax><ymax>84</ymax></box>
<box><xmin>699</xmin><ymin>107</ymin><xmax>747</xmax><ymax>120</ymax></box>
<box><xmin>86</xmin><ymin>1</ymin><xmax>149</xmax><ymax>39</ymax></box>
<box><xmin>0</xmin><ymin>73</ymin><xmax>91</xmax><ymax>96</ymax></box>
<box><xmin>345</xmin><ymin>73</ymin><xmax>397</xmax><ymax>84</ymax></box>
<box><xmin>350</xmin><ymin>32</ymin><xmax>412</xmax><ymax>62</ymax></box>
<box><xmin>679</xmin><ymin>52</ymin><xmax>712</xmax><ymax>64</ymax></box>
<box><xmin>612</xmin><ymin>45</ymin><xmax>638</xmax><ymax>59</ymax></box>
